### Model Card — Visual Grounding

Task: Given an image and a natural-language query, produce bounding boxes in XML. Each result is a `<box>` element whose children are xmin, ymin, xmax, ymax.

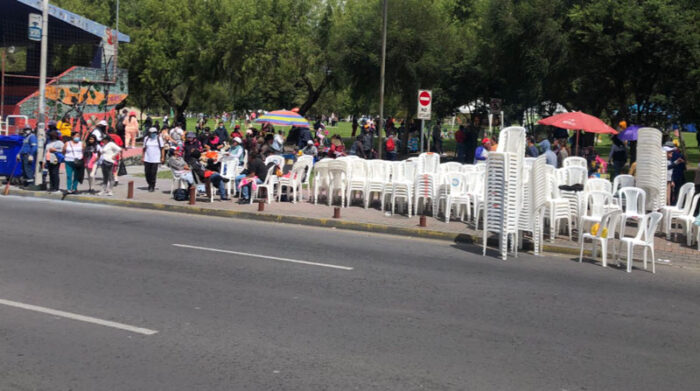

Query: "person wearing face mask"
<box><xmin>143</xmin><ymin>127</ymin><xmax>165</xmax><ymax>192</ymax></box>
<box><xmin>83</xmin><ymin>134</ymin><xmax>102</xmax><ymax>193</ymax></box>
<box><xmin>17</xmin><ymin>126</ymin><xmax>37</xmax><ymax>187</ymax></box>
<box><xmin>62</xmin><ymin>131</ymin><xmax>84</xmax><ymax>194</ymax></box>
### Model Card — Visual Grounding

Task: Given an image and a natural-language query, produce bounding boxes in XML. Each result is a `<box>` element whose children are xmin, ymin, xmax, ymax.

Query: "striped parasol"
<box><xmin>255</xmin><ymin>110</ymin><xmax>310</xmax><ymax>128</ymax></box>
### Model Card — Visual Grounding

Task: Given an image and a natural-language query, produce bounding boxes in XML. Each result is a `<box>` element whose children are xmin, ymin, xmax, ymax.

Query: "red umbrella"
<box><xmin>538</xmin><ymin>111</ymin><xmax>617</xmax><ymax>154</ymax></box>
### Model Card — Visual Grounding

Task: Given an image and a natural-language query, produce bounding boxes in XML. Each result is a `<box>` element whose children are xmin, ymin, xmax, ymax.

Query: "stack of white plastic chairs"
<box><xmin>414</xmin><ymin>153</ymin><xmax>441</xmax><ymax>217</ymax></box>
<box><xmin>518</xmin><ymin>156</ymin><xmax>548</xmax><ymax>254</ymax></box>
<box><xmin>483</xmin><ymin>126</ymin><xmax>526</xmax><ymax>260</ymax></box>
<box><xmin>635</xmin><ymin>128</ymin><xmax>666</xmax><ymax>210</ymax></box>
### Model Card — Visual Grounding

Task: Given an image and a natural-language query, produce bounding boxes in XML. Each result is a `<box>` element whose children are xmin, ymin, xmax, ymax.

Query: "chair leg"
<box><xmin>578</xmin><ymin>239</ymin><xmax>585</xmax><ymax>263</ymax></box>
<box><xmin>650</xmin><ymin>246</ymin><xmax>656</xmax><ymax>274</ymax></box>
<box><xmin>592</xmin><ymin>241</ymin><xmax>598</xmax><ymax>258</ymax></box>
<box><xmin>643</xmin><ymin>247</ymin><xmax>648</xmax><ymax>270</ymax></box>
<box><xmin>626</xmin><ymin>243</ymin><xmax>633</xmax><ymax>273</ymax></box>
<box><xmin>601</xmin><ymin>240</ymin><xmax>607</xmax><ymax>268</ymax></box>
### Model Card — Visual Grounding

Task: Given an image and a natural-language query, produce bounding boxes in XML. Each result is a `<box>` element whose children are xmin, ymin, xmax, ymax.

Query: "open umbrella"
<box><xmin>538</xmin><ymin>111</ymin><xmax>617</xmax><ymax>154</ymax></box>
<box><xmin>255</xmin><ymin>110</ymin><xmax>309</xmax><ymax>128</ymax></box>
<box><xmin>617</xmin><ymin>125</ymin><xmax>640</xmax><ymax>142</ymax></box>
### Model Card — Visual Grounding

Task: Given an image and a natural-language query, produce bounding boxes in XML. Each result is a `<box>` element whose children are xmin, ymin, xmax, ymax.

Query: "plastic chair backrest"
<box><xmin>564</xmin><ymin>166</ymin><xmax>588</xmax><ymax>186</ymax></box>
<box><xmin>443</xmin><ymin>172</ymin><xmax>466</xmax><ymax>195</ymax></box>
<box><xmin>563</xmin><ymin>156</ymin><xmax>587</xmax><ymax>168</ymax></box>
<box><xmin>404</xmin><ymin>160</ymin><xmax>417</xmax><ymax>183</ymax></box>
<box><xmin>265</xmin><ymin>155</ymin><xmax>284</xmax><ymax>168</ymax></box>
<box><xmin>636</xmin><ymin>212</ymin><xmax>662</xmax><ymax>244</ymax></box>
<box><xmin>585</xmin><ymin>191</ymin><xmax>613</xmax><ymax>219</ymax></box>
<box><xmin>390</xmin><ymin>161</ymin><xmax>406</xmax><ymax>182</ymax></box>
<box><xmin>349</xmin><ymin>159</ymin><xmax>368</xmax><ymax>179</ymax></box>
<box><xmin>619</xmin><ymin>187</ymin><xmax>646</xmax><ymax>215</ymax></box>
<box><xmin>419</xmin><ymin>152</ymin><xmax>440</xmax><ymax>173</ymax></box>
<box><xmin>368</xmin><ymin>160</ymin><xmax>390</xmax><ymax>182</ymax></box>
<box><xmin>439</xmin><ymin>162</ymin><xmax>462</xmax><ymax>173</ymax></box>
<box><xmin>585</xmin><ymin>178</ymin><xmax>612</xmax><ymax>194</ymax></box>
<box><xmin>596</xmin><ymin>211</ymin><xmax>621</xmax><ymax>238</ymax></box>
<box><xmin>496</xmin><ymin>126</ymin><xmax>526</xmax><ymax>155</ymax></box>
<box><xmin>675</xmin><ymin>182</ymin><xmax>695</xmax><ymax>211</ymax></box>
<box><xmin>612</xmin><ymin>174</ymin><xmax>635</xmax><ymax>193</ymax></box>
<box><xmin>461</xmin><ymin>164</ymin><xmax>476</xmax><ymax>176</ymax></box>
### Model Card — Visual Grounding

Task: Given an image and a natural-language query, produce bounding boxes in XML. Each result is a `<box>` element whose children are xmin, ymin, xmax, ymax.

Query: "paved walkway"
<box><xmin>9</xmin><ymin>164</ymin><xmax>700</xmax><ymax>270</ymax></box>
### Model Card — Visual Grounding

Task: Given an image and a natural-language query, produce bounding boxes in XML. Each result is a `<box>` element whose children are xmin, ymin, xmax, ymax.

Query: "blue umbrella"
<box><xmin>618</xmin><ymin>125</ymin><xmax>640</xmax><ymax>141</ymax></box>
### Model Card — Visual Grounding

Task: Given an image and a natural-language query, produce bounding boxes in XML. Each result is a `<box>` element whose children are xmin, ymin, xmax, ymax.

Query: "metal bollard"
<box><xmin>333</xmin><ymin>207</ymin><xmax>341</xmax><ymax>219</ymax></box>
<box><xmin>189</xmin><ymin>186</ymin><xmax>196</xmax><ymax>205</ymax></box>
<box><xmin>419</xmin><ymin>215</ymin><xmax>427</xmax><ymax>227</ymax></box>
<box><xmin>127</xmin><ymin>181</ymin><xmax>134</xmax><ymax>199</ymax></box>
<box><xmin>258</xmin><ymin>200</ymin><xmax>265</xmax><ymax>211</ymax></box>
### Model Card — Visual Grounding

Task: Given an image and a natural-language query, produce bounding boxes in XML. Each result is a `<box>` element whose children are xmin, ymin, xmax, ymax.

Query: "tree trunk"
<box><xmin>298</xmin><ymin>74</ymin><xmax>330</xmax><ymax>116</ymax></box>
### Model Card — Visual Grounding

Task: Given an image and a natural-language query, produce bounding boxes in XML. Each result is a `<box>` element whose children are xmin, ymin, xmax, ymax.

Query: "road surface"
<box><xmin>1</xmin><ymin>195</ymin><xmax>699</xmax><ymax>390</ymax></box>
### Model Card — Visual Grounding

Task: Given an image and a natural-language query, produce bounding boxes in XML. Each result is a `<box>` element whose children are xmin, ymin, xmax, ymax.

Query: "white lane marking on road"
<box><xmin>172</xmin><ymin>243</ymin><xmax>354</xmax><ymax>271</ymax></box>
<box><xmin>0</xmin><ymin>298</ymin><xmax>158</xmax><ymax>336</ymax></box>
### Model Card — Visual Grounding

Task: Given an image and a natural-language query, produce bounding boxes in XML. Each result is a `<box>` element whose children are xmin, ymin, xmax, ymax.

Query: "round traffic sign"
<box><xmin>419</xmin><ymin>91</ymin><xmax>431</xmax><ymax>106</ymax></box>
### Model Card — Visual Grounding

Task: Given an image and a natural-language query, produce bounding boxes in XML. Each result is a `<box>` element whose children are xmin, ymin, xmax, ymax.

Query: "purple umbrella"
<box><xmin>618</xmin><ymin>125</ymin><xmax>640</xmax><ymax>141</ymax></box>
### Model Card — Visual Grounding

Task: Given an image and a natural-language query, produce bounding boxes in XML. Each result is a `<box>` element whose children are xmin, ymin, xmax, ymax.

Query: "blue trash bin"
<box><xmin>0</xmin><ymin>135</ymin><xmax>27</xmax><ymax>178</ymax></box>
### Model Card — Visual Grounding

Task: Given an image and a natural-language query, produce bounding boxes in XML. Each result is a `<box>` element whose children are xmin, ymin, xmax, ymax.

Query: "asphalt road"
<box><xmin>1</xmin><ymin>195</ymin><xmax>699</xmax><ymax>390</ymax></box>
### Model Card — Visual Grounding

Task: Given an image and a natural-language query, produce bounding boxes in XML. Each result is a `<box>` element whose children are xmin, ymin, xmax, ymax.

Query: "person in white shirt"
<box><xmin>45</xmin><ymin>131</ymin><xmax>64</xmax><ymax>193</ymax></box>
<box><xmin>143</xmin><ymin>127</ymin><xmax>164</xmax><ymax>192</ymax></box>
<box><xmin>169</xmin><ymin>126</ymin><xmax>184</xmax><ymax>144</ymax></box>
<box><xmin>62</xmin><ymin>131</ymin><xmax>84</xmax><ymax>193</ymax></box>
<box><xmin>99</xmin><ymin>135</ymin><xmax>122</xmax><ymax>196</ymax></box>
<box><xmin>91</xmin><ymin>120</ymin><xmax>108</xmax><ymax>142</ymax></box>
<box><xmin>229</xmin><ymin>137</ymin><xmax>245</xmax><ymax>166</ymax></box>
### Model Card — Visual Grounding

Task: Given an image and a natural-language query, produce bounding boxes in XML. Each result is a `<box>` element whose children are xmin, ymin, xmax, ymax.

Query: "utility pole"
<box><xmin>377</xmin><ymin>0</ymin><xmax>388</xmax><ymax>160</ymax></box>
<box><xmin>34</xmin><ymin>0</ymin><xmax>49</xmax><ymax>187</ymax></box>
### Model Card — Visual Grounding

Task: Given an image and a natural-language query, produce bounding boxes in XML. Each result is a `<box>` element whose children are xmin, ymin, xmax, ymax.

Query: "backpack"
<box><xmin>386</xmin><ymin>138</ymin><xmax>395</xmax><ymax>152</ymax></box>
<box><xmin>173</xmin><ymin>188</ymin><xmax>189</xmax><ymax>201</ymax></box>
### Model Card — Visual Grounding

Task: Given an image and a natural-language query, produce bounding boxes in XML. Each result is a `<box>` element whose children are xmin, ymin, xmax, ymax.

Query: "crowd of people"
<box><xmin>14</xmin><ymin>111</ymin><xmax>690</xmax><ymax>208</ymax></box>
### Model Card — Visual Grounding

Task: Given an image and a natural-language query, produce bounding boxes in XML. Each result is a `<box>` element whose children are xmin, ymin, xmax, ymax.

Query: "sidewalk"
<box><xmin>7</xmin><ymin>164</ymin><xmax>700</xmax><ymax>271</ymax></box>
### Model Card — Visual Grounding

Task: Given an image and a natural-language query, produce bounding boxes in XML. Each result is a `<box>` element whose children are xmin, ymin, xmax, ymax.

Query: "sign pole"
<box><xmin>420</xmin><ymin>120</ymin><xmax>424</xmax><ymax>153</ymax></box>
<box><xmin>34</xmin><ymin>0</ymin><xmax>49</xmax><ymax>186</ymax></box>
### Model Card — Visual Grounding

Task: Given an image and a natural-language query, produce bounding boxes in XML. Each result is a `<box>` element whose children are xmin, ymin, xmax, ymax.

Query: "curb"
<box><xmin>4</xmin><ymin>188</ymin><xmax>587</xmax><ymax>257</ymax></box>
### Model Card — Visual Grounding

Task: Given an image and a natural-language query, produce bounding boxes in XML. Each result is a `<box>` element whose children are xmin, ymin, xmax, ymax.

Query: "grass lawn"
<box><xmin>131</xmin><ymin>170</ymin><xmax>173</xmax><ymax>179</ymax></box>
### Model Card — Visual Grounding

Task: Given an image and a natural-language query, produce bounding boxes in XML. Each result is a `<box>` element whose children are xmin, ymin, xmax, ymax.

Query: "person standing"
<box><xmin>83</xmin><ymin>134</ymin><xmax>101</xmax><ymax>193</ymax></box>
<box><xmin>99</xmin><ymin>135</ymin><xmax>121</xmax><ymax>196</ymax></box>
<box><xmin>431</xmin><ymin>122</ymin><xmax>443</xmax><ymax>155</ymax></box>
<box><xmin>143</xmin><ymin>127</ymin><xmax>164</xmax><ymax>192</ymax></box>
<box><xmin>465</xmin><ymin>117</ymin><xmax>480</xmax><ymax>163</ymax></box>
<box><xmin>455</xmin><ymin>125</ymin><xmax>466</xmax><ymax>162</ymax></box>
<box><xmin>351</xmin><ymin>116</ymin><xmax>359</xmax><ymax>137</ymax></box>
<box><xmin>45</xmin><ymin>131</ymin><xmax>64</xmax><ymax>193</ymax></box>
<box><xmin>62</xmin><ymin>131</ymin><xmax>84</xmax><ymax>194</ymax></box>
<box><xmin>608</xmin><ymin>135</ymin><xmax>627</xmax><ymax>180</ymax></box>
<box><xmin>17</xmin><ymin>126</ymin><xmax>37</xmax><ymax>186</ymax></box>
<box><xmin>123</xmin><ymin>111</ymin><xmax>139</xmax><ymax>149</ymax></box>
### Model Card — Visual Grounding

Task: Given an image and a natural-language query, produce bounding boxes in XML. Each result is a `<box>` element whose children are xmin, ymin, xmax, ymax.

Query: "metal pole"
<box><xmin>1</xmin><ymin>49</ymin><xmax>5</xmax><ymax>119</ymax></box>
<box><xmin>114</xmin><ymin>0</ymin><xmax>119</xmax><ymax>79</ymax></box>
<box><xmin>34</xmin><ymin>0</ymin><xmax>49</xmax><ymax>185</ymax></box>
<box><xmin>377</xmin><ymin>0</ymin><xmax>387</xmax><ymax>160</ymax></box>
<box><xmin>420</xmin><ymin>119</ymin><xmax>424</xmax><ymax>153</ymax></box>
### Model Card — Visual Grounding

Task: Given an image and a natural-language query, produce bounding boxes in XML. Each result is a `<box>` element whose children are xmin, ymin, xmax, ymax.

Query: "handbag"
<box><xmin>117</xmin><ymin>160</ymin><xmax>127</xmax><ymax>176</ymax></box>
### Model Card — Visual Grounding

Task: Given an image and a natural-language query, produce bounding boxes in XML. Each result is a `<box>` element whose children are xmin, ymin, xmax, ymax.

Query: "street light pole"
<box><xmin>377</xmin><ymin>0</ymin><xmax>388</xmax><ymax>160</ymax></box>
<box><xmin>34</xmin><ymin>0</ymin><xmax>49</xmax><ymax>186</ymax></box>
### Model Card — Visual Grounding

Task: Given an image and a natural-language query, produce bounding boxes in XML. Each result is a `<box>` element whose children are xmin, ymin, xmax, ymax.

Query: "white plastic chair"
<box><xmin>544</xmin><ymin>165</ymin><xmax>572</xmax><ymax>241</ymax></box>
<box><xmin>617</xmin><ymin>212</ymin><xmax>663</xmax><ymax>273</ymax></box>
<box><xmin>388</xmin><ymin>161</ymin><xmax>413</xmax><ymax>217</ymax></box>
<box><xmin>327</xmin><ymin>160</ymin><xmax>349</xmax><ymax>207</ymax></box>
<box><xmin>661</xmin><ymin>182</ymin><xmax>695</xmax><ymax>240</ymax></box>
<box><xmin>346</xmin><ymin>159</ymin><xmax>369</xmax><ymax>207</ymax></box>
<box><xmin>276</xmin><ymin>163</ymin><xmax>305</xmax><ymax>203</ymax></box>
<box><xmin>220</xmin><ymin>158</ymin><xmax>241</xmax><ymax>198</ymax></box>
<box><xmin>251</xmin><ymin>165</ymin><xmax>278</xmax><ymax>204</ymax></box>
<box><xmin>579</xmin><ymin>191</ymin><xmax>615</xmax><ymax>238</ymax></box>
<box><xmin>579</xmin><ymin>211</ymin><xmax>621</xmax><ymax>268</ymax></box>
<box><xmin>584</xmin><ymin>178</ymin><xmax>612</xmax><ymax>194</ymax></box>
<box><xmin>313</xmin><ymin>159</ymin><xmax>331</xmax><ymax>204</ymax></box>
<box><xmin>667</xmin><ymin>193</ymin><xmax>700</xmax><ymax>246</ymax></box>
<box><xmin>437</xmin><ymin>172</ymin><xmax>470</xmax><ymax>222</ymax></box>
<box><xmin>618</xmin><ymin>187</ymin><xmax>647</xmax><ymax>236</ymax></box>
<box><xmin>563</xmin><ymin>156</ymin><xmax>587</xmax><ymax>168</ymax></box>
<box><xmin>365</xmin><ymin>160</ymin><xmax>391</xmax><ymax>209</ymax></box>
<box><xmin>170</xmin><ymin>170</ymin><xmax>189</xmax><ymax>197</ymax></box>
